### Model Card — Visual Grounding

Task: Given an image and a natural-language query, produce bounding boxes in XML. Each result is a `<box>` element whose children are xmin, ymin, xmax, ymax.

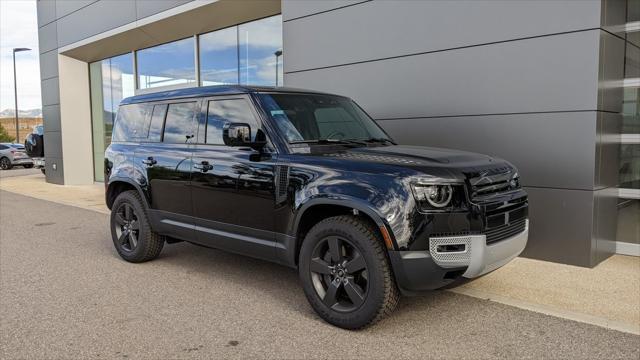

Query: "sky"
<box><xmin>0</xmin><ymin>0</ymin><xmax>41</xmax><ymax>111</ymax></box>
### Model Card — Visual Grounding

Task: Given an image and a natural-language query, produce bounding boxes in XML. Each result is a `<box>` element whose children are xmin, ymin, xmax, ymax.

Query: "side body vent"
<box><xmin>275</xmin><ymin>165</ymin><xmax>289</xmax><ymax>204</ymax></box>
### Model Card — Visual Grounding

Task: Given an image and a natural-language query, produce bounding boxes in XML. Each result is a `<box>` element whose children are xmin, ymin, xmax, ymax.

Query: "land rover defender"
<box><xmin>105</xmin><ymin>85</ymin><xmax>528</xmax><ymax>329</ymax></box>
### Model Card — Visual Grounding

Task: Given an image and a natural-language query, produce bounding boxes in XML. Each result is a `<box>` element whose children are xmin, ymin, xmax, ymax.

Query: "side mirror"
<box><xmin>222</xmin><ymin>123</ymin><xmax>267</xmax><ymax>150</ymax></box>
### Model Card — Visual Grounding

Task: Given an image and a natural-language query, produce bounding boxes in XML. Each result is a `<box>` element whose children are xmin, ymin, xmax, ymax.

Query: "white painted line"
<box><xmin>448</xmin><ymin>287</ymin><xmax>640</xmax><ymax>335</ymax></box>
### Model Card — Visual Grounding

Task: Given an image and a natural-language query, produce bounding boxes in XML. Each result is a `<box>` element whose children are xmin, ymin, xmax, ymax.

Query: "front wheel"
<box><xmin>110</xmin><ymin>190</ymin><xmax>164</xmax><ymax>263</ymax></box>
<box><xmin>23</xmin><ymin>164</ymin><xmax>34</xmax><ymax>169</ymax></box>
<box><xmin>299</xmin><ymin>215</ymin><xmax>399</xmax><ymax>329</ymax></box>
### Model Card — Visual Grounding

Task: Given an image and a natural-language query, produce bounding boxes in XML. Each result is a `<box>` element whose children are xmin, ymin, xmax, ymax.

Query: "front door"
<box><xmin>135</xmin><ymin>100</ymin><xmax>198</xmax><ymax>240</ymax></box>
<box><xmin>190</xmin><ymin>96</ymin><xmax>278</xmax><ymax>261</ymax></box>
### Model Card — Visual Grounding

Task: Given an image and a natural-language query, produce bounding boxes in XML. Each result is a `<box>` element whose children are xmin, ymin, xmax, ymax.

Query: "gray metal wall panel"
<box><xmin>39</xmin><ymin>50</ymin><xmax>59</xmax><ymax>81</ymax></box>
<box><xmin>55</xmin><ymin>0</ymin><xmax>96</xmax><ymax>18</ymax></box>
<box><xmin>56</xmin><ymin>0</ymin><xmax>136</xmax><ymax>47</ymax></box>
<box><xmin>135</xmin><ymin>0</ymin><xmax>192</xmax><ymax>19</ymax></box>
<box><xmin>43</xmin><ymin>132</ymin><xmax>63</xmax><ymax>158</ymax></box>
<box><xmin>42</xmin><ymin>105</ymin><xmax>61</xmax><ymax>133</ymax></box>
<box><xmin>378</xmin><ymin>112</ymin><xmax>598</xmax><ymax>190</ymax></box>
<box><xmin>595</xmin><ymin>112</ymin><xmax>621</xmax><ymax>189</ymax></box>
<box><xmin>44</xmin><ymin>156</ymin><xmax>64</xmax><ymax>184</ymax></box>
<box><xmin>521</xmin><ymin>187</ymin><xmax>594</xmax><ymax>267</ymax></box>
<box><xmin>38</xmin><ymin>22</ymin><xmax>58</xmax><ymax>53</ymax></box>
<box><xmin>41</xmin><ymin>78</ymin><xmax>60</xmax><ymax>106</ymax></box>
<box><xmin>285</xmin><ymin>30</ymin><xmax>601</xmax><ymax>119</ymax></box>
<box><xmin>37</xmin><ymin>0</ymin><xmax>57</xmax><ymax>27</ymax></box>
<box><xmin>598</xmin><ymin>30</ymin><xmax>625</xmax><ymax>113</ymax></box>
<box><xmin>282</xmin><ymin>0</ymin><xmax>365</xmax><ymax>21</ymax></box>
<box><xmin>284</xmin><ymin>0</ymin><xmax>601</xmax><ymax>73</ymax></box>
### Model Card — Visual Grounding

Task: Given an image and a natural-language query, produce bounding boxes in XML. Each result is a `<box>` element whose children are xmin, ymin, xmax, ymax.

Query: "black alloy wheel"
<box><xmin>299</xmin><ymin>215</ymin><xmax>399</xmax><ymax>329</ymax></box>
<box><xmin>113</xmin><ymin>202</ymin><xmax>140</xmax><ymax>252</ymax></box>
<box><xmin>310</xmin><ymin>236</ymin><xmax>369</xmax><ymax>312</ymax></box>
<box><xmin>110</xmin><ymin>190</ymin><xmax>164</xmax><ymax>263</ymax></box>
<box><xmin>0</xmin><ymin>157</ymin><xmax>12</xmax><ymax>170</ymax></box>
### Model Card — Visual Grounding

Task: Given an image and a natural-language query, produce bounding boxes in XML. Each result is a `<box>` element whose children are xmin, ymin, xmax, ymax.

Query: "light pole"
<box><xmin>274</xmin><ymin>49</ymin><xmax>283</xmax><ymax>87</ymax></box>
<box><xmin>13</xmin><ymin>47</ymin><xmax>31</xmax><ymax>143</ymax></box>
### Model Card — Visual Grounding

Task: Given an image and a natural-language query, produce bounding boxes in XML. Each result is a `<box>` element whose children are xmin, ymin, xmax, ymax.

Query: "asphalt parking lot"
<box><xmin>0</xmin><ymin>167</ymin><xmax>41</xmax><ymax>178</ymax></box>
<box><xmin>1</xmin><ymin>190</ymin><xmax>639</xmax><ymax>359</ymax></box>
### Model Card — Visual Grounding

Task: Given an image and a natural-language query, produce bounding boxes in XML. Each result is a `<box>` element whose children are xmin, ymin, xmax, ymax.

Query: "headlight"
<box><xmin>410</xmin><ymin>183</ymin><xmax>466</xmax><ymax>211</ymax></box>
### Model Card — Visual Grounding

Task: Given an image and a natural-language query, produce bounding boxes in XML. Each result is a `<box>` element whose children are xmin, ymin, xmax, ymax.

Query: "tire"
<box><xmin>298</xmin><ymin>215</ymin><xmax>399</xmax><ymax>329</ymax></box>
<box><xmin>110</xmin><ymin>190</ymin><xmax>164</xmax><ymax>263</ymax></box>
<box><xmin>40</xmin><ymin>168</ymin><xmax>45</xmax><ymax>175</ymax></box>
<box><xmin>0</xmin><ymin>157</ymin><xmax>12</xmax><ymax>170</ymax></box>
<box><xmin>23</xmin><ymin>164</ymin><xmax>34</xmax><ymax>169</ymax></box>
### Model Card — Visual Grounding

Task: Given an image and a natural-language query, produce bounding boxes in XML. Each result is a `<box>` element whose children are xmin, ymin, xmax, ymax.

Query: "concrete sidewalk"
<box><xmin>1</xmin><ymin>172</ymin><xmax>638</xmax><ymax>335</ymax></box>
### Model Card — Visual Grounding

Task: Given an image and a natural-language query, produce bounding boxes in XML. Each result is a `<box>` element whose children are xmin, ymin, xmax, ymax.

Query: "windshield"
<box><xmin>258</xmin><ymin>93</ymin><xmax>392</xmax><ymax>144</ymax></box>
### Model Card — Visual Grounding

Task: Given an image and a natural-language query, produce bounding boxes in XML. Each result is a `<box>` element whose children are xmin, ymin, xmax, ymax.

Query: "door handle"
<box><xmin>194</xmin><ymin>161</ymin><xmax>213</xmax><ymax>172</ymax></box>
<box><xmin>142</xmin><ymin>157</ymin><xmax>157</xmax><ymax>166</ymax></box>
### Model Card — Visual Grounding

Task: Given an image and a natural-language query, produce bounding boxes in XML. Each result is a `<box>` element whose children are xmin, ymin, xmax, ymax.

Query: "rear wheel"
<box><xmin>0</xmin><ymin>157</ymin><xmax>12</xmax><ymax>170</ymax></box>
<box><xmin>299</xmin><ymin>215</ymin><xmax>399</xmax><ymax>329</ymax></box>
<box><xmin>110</xmin><ymin>190</ymin><xmax>164</xmax><ymax>262</ymax></box>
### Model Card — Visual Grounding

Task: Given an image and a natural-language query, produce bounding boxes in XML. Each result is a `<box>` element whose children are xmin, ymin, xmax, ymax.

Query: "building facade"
<box><xmin>36</xmin><ymin>0</ymin><xmax>639</xmax><ymax>267</ymax></box>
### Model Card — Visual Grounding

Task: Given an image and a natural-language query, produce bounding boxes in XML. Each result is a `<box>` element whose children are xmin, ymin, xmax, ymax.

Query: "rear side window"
<box><xmin>205</xmin><ymin>99</ymin><xmax>258</xmax><ymax>144</ymax></box>
<box><xmin>147</xmin><ymin>104</ymin><xmax>167</xmax><ymax>142</ymax></box>
<box><xmin>163</xmin><ymin>102</ymin><xmax>197</xmax><ymax>144</ymax></box>
<box><xmin>0</xmin><ymin>145</ymin><xmax>7</xmax><ymax>150</ymax></box>
<box><xmin>112</xmin><ymin>104</ymin><xmax>151</xmax><ymax>142</ymax></box>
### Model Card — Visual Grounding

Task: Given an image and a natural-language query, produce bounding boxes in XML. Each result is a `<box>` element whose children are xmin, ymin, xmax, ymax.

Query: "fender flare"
<box><xmin>106</xmin><ymin>176</ymin><xmax>150</xmax><ymax>209</ymax></box>
<box><xmin>291</xmin><ymin>195</ymin><xmax>397</xmax><ymax>248</ymax></box>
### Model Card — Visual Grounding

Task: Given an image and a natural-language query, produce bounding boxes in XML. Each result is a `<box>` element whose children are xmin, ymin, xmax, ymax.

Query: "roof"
<box><xmin>120</xmin><ymin>85</ymin><xmax>335</xmax><ymax>105</ymax></box>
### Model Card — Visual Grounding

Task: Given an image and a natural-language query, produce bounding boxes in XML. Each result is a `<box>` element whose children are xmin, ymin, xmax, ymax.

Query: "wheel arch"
<box><xmin>106</xmin><ymin>178</ymin><xmax>149</xmax><ymax>210</ymax></box>
<box><xmin>290</xmin><ymin>198</ymin><xmax>397</xmax><ymax>266</ymax></box>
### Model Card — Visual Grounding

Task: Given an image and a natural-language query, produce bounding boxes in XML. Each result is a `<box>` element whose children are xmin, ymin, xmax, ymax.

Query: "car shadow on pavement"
<box><xmin>149</xmin><ymin>241</ymin><xmax>449</xmax><ymax>330</ymax></box>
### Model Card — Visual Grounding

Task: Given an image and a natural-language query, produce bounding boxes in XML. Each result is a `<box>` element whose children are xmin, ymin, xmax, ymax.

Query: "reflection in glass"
<box><xmin>239</xmin><ymin>15</ymin><xmax>283</xmax><ymax>86</ymax></box>
<box><xmin>89</xmin><ymin>52</ymin><xmax>134</xmax><ymax>181</ymax></box>
<box><xmin>163</xmin><ymin>102</ymin><xmax>197</xmax><ymax>143</ymax></box>
<box><xmin>200</xmin><ymin>26</ymin><xmax>239</xmax><ymax>85</ymax></box>
<box><xmin>137</xmin><ymin>38</ymin><xmax>196</xmax><ymax>89</ymax></box>
<box><xmin>206</xmin><ymin>99</ymin><xmax>258</xmax><ymax>144</ymax></box>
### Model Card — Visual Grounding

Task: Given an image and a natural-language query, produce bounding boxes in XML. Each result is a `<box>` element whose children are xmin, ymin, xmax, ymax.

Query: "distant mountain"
<box><xmin>0</xmin><ymin>108</ymin><xmax>42</xmax><ymax>118</ymax></box>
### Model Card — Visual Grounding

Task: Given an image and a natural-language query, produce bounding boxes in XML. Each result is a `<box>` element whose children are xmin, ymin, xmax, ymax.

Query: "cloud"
<box><xmin>0</xmin><ymin>0</ymin><xmax>41</xmax><ymax>110</ymax></box>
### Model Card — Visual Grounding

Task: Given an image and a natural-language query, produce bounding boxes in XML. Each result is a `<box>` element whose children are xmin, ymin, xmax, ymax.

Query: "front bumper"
<box><xmin>389</xmin><ymin>220</ymin><xmax>528</xmax><ymax>293</ymax></box>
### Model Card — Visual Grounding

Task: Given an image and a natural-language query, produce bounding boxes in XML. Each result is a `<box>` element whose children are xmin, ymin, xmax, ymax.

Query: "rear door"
<box><xmin>190</xmin><ymin>95</ymin><xmax>279</xmax><ymax>261</ymax></box>
<box><xmin>134</xmin><ymin>100</ymin><xmax>198</xmax><ymax>240</ymax></box>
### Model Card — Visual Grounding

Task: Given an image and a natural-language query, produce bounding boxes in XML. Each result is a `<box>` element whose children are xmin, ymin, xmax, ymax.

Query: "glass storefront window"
<box><xmin>239</xmin><ymin>15</ymin><xmax>283</xmax><ymax>86</ymax></box>
<box><xmin>137</xmin><ymin>37</ymin><xmax>196</xmax><ymax>89</ymax></box>
<box><xmin>90</xmin><ymin>53</ymin><xmax>134</xmax><ymax>182</ymax></box>
<box><xmin>616</xmin><ymin>2</ymin><xmax>640</xmax><ymax>246</ymax></box>
<box><xmin>200</xmin><ymin>26</ymin><xmax>239</xmax><ymax>85</ymax></box>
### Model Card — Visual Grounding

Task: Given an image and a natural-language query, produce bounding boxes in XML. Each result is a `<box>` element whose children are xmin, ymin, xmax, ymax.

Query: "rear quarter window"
<box><xmin>112</xmin><ymin>104</ymin><xmax>152</xmax><ymax>142</ymax></box>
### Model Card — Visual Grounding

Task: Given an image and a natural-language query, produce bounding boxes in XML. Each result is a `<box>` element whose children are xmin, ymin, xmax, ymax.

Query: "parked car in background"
<box><xmin>24</xmin><ymin>125</ymin><xmax>45</xmax><ymax>174</ymax></box>
<box><xmin>0</xmin><ymin>143</ymin><xmax>34</xmax><ymax>170</ymax></box>
<box><xmin>104</xmin><ymin>85</ymin><xmax>529</xmax><ymax>329</ymax></box>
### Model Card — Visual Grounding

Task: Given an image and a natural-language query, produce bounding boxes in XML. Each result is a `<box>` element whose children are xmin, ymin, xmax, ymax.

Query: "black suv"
<box><xmin>105</xmin><ymin>85</ymin><xmax>528</xmax><ymax>329</ymax></box>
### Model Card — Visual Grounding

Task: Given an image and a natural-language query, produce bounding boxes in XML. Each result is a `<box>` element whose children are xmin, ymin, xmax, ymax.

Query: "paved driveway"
<box><xmin>1</xmin><ymin>190</ymin><xmax>638</xmax><ymax>359</ymax></box>
<box><xmin>0</xmin><ymin>167</ymin><xmax>41</xmax><ymax>178</ymax></box>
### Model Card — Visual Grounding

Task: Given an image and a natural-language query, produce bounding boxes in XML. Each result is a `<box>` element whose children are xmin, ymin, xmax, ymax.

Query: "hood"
<box><xmin>317</xmin><ymin>145</ymin><xmax>515</xmax><ymax>180</ymax></box>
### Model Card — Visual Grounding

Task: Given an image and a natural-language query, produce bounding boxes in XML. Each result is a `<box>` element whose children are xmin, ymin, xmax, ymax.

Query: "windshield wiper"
<box><xmin>364</xmin><ymin>138</ymin><xmax>396</xmax><ymax>145</ymax></box>
<box><xmin>291</xmin><ymin>138</ymin><xmax>366</xmax><ymax>146</ymax></box>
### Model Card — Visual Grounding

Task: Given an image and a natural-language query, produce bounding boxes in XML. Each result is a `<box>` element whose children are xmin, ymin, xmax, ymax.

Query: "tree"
<box><xmin>0</xmin><ymin>123</ymin><xmax>15</xmax><ymax>142</ymax></box>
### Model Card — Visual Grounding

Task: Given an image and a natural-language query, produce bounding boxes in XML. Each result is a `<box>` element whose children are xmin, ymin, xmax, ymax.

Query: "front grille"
<box><xmin>485</xmin><ymin>218</ymin><xmax>527</xmax><ymax>245</ymax></box>
<box><xmin>467</xmin><ymin>167</ymin><xmax>519</xmax><ymax>199</ymax></box>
